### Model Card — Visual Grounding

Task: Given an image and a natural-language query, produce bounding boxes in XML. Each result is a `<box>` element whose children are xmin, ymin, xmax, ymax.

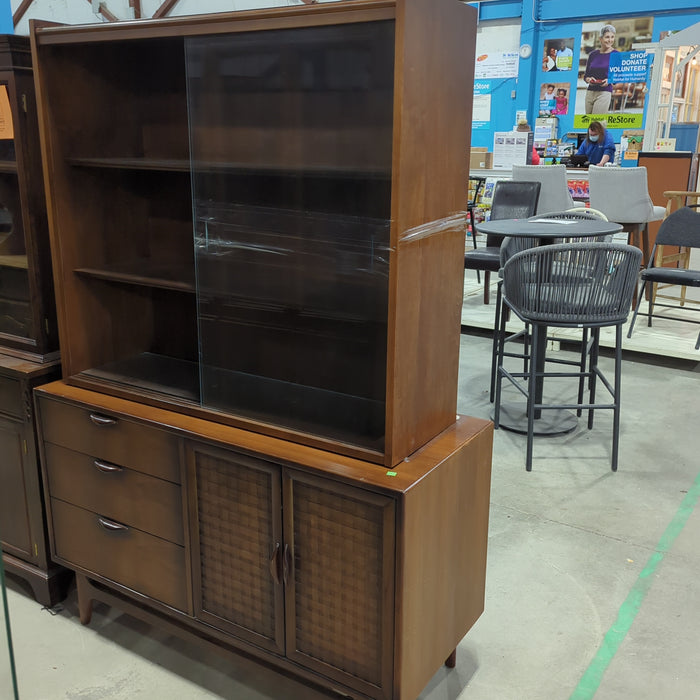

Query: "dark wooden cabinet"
<box><xmin>0</xmin><ymin>357</ymin><xmax>68</xmax><ymax>606</ymax></box>
<box><xmin>31</xmin><ymin>2</ymin><xmax>492</xmax><ymax>698</ymax></box>
<box><xmin>36</xmin><ymin>382</ymin><xmax>492</xmax><ymax>700</ymax></box>
<box><xmin>0</xmin><ymin>37</ymin><xmax>67</xmax><ymax>606</ymax></box>
<box><xmin>31</xmin><ymin>0</ymin><xmax>475</xmax><ymax>467</ymax></box>
<box><xmin>0</xmin><ymin>36</ymin><xmax>56</xmax><ymax>361</ymax></box>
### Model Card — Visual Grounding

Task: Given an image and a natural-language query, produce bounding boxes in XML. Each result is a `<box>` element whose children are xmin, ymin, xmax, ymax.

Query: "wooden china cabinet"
<box><xmin>0</xmin><ymin>35</ymin><xmax>69</xmax><ymax>607</ymax></box>
<box><xmin>31</xmin><ymin>1</ymin><xmax>493</xmax><ymax>698</ymax></box>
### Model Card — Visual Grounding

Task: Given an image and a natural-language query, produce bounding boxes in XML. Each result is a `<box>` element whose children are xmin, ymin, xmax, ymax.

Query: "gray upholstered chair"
<box><xmin>511</xmin><ymin>164</ymin><xmax>575</xmax><ymax>215</ymax></box>
<box><xmin>588</xmin><ymin>165</ymin><xmax>665</xmax><ymax>264</ymax></box>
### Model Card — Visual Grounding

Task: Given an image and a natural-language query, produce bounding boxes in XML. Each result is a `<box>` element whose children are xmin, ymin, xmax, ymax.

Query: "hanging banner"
<box><xmin>574</xmin><ymin>17</ymin><xmax>654</xmax><ymax>130</ymax></box>
<box><xmin>474</xmin><ymin>51</ymin><xmax>519</xmax><ymax>79</ymax></box>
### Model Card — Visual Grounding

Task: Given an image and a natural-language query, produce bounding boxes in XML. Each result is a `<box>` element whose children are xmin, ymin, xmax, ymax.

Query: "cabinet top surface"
<box><xmin>36</xmin><ymin>381</ymin><xmax>491</xmax><ymax>494</ymax></box>
<box><xmin>32</xmin><ymin>0</ymin><xmax>400</xmax><ymax>44</ymax></box>
<box><xmin>0</xmin><ymin>352</ymin><xmax>60</xmax><ymax>376</ymax></box>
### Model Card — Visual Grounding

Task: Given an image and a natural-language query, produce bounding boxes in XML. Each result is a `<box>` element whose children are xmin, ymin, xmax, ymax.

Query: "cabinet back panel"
<box><xmin>41</xmin><ymin>39</ymin><xmax>188</xmax><ymax>160</ymax></box>
<box><xmin>186</xmin><ymin>22</ymin><xmax>394</xmax><ymax>175</ymax></box>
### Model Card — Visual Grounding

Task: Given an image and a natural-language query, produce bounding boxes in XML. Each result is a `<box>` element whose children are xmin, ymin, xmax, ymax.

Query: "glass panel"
<box><xmin>0</xmin><ymin>80</ymin><xmax>31</xmax><ymax>342</ymax></box>
<box><xmin>186</xmin><ymin>22</ymin><xmax>394</xmax><ymax>451</ymax></box>
<box><xmin>0</xmin><ymin>558</ymin><xmax>19</xmax><ymax>700</ymax></box>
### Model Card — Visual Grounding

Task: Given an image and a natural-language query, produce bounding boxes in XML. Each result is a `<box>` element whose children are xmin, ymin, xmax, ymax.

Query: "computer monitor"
<box><xmin>567</xmin><ymin>154</ymin><xmax>589</xmax><ymax>168</ymax></box>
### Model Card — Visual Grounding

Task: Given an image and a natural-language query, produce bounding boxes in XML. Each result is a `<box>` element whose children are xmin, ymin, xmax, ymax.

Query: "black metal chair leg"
<box><xmin>493</xmin><ymin>298</ymin><xmax>509</xmax><ymax>429</ymax></box>
<box><xmin>525</xmin><ymin>324</ymin><xmax>539</xmax><ymax>471</ymax></box>
<box><xmin>588</xmin><ymin>328</ymin><xmax>600</xmax><ymax>430</ymax></box>
<box><xmin>468</xmin><ymin>208</ymin><xmax>481</xmax><ymax>284</ymax></box>
<box><xmin>627</xmin><ymin>279</ymin><xmax>647</xmax><ymax>338</ymax></box>
<box><xmin>611</xmin><ymin>325</ymin><xmax>622</xmax><ymax>471</ymax></box>
<box><xmin>646</xmin><ymin>277</ymin><xmax>655</xmax><ymax>327</ymax></box>
<box><xmin>577</xmin><ymin>328</ymin><xmax>589</xmax><ymax>417</ymax></box>
<box><xmin>489</xmin><ymin>281</ymin><xmax>503</xmax><ymax>403</ymax></box>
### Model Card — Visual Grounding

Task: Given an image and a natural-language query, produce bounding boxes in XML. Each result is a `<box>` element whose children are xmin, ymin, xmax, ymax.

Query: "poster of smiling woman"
<box><xmin>575</xmin><ymin>17</ymin><xmax>654</xmax><ymax>129</ymax></box>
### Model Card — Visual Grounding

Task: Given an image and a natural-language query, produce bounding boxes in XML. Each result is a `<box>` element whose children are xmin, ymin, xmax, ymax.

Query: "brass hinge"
<box><xmin>23</xmin><ymin>439</ymin><xmax>27</xmax><ymax>455</ymax></box>
<box><xmin>45</xmin><ymin>317</ymin><xmax>50</xmax><ymax>334</ymax></box>
<box><xmin>34</xmin><ymin>543</ymin><xmax>38</xmax><ymax>557</ymax></box>
<box><xmin>21</xmin><ymin>94</ymin><xmax>27</xmax><ymax>113</ymax></box>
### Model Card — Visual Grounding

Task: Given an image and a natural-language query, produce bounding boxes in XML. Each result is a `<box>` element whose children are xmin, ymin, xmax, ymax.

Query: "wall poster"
<box><xmin>538</xmin><ymin>82</ymin><xmax>571</xmax><ymax>116</ymax></box>
<box><xmin>542</xmin><ymin>38</ymin><xmax>575</xmax><ymax>72</ymax></box>
<box><xmin>575</xmin><ymin>17</ymin><xmax>654</xmax><ymax>129</ymax></box>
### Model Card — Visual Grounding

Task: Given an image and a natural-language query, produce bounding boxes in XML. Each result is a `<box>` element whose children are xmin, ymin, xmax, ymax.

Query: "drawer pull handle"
<box><xmin>97</xmin><ymin>516</ymin><xmax>128</xmax><ymax>533</ymax></box>
<box><xmin>269</xmin><ymin>542</ymin><xmax>282</xmax><ymax>585</ymax></box>
<box><xmin>282</xmin><ymin>543</ymin><xmax>293</xmax><ymax>586</ymax></box>
<box><xmin>94</xmin><ymin>459</ymin><xmax>123</xmax><ymax>474</ymax></box>
<box><xmin>89</xmin><ymin>413</ymin><xmax>117</xmax><ymax>427</ymax></box>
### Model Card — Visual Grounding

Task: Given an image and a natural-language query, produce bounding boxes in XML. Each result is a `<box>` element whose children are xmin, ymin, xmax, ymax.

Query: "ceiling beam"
<box><xmin>153</xmin><ymin>0</ymin><xmax>181</xmax><ymax>19</ymax></box>
<box><xmin>13</xmin><ymin>0</ymin><xmax>33</xmax><ymax>26</ymax></box>
<box><xmin>129</xmin><ymin>0</ymin><xmax>142</xmax><ymax>19</ymax></box>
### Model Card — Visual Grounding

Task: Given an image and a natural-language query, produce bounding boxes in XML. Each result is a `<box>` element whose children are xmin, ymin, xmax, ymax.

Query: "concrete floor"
<box><xmin>3</xmin><ymin>331</ymin><xmax>700</xmax><ymax>700</ymax></box>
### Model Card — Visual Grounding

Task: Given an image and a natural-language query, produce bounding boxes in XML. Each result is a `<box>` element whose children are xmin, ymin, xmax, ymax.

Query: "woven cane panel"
<box><xmin>196</xmin><ymin>452</ymin><xmax>276</xmax><ymax>640</ymax></box>
<box><xmin>293</xmin><ymin>481</ymin><xmax>386</xmax><ymax>685</ymax></box>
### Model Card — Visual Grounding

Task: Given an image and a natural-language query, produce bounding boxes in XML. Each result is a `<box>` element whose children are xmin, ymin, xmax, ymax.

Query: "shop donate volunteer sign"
<box><xmin>608</xmin><ymin>51</ymin><xmax>651</xmax><ymax>83</ymax></box>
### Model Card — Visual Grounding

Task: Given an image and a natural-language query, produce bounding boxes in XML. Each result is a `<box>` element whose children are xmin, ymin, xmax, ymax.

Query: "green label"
<box><xmin>573</xmin><ymin>113</ymin><xmax>643</xmax><ymax>129</ymax></box>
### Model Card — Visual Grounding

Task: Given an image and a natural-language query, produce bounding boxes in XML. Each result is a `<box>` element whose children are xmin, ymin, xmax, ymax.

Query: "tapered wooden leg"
<box><xmin>75</xmin><ymin>573</ymin><xmax>93</xmax><ymax>625</ymax></box>
<box><xmin>445</xmin><ymin>649</ymin><xmax>457</xmax><ymax>668</ymax></box>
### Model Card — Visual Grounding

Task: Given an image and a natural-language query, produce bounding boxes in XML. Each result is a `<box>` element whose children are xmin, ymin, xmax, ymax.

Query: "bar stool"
<box><xmin>511</xmin><ymin>164</ymin><xmax>575</xmax><ymax>215</ymax></box>
<box><xmin>588</xmin><ymin>165</ymin><xmax>665</xmax><ymax>265</ymax></box>
<box><xmin>494</xmin><ymin>242</ymin><xmax>642</xmax><ymax>471</ymax></box>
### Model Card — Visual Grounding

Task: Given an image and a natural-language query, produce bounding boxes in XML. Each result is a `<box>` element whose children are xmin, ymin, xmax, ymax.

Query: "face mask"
<box><xmin>589</xmin><ymin>134</ymin><xmax>599</xmax><ymax>142</ymax></box>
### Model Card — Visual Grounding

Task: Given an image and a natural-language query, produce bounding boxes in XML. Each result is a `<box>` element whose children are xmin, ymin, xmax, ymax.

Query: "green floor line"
<box><xmin>570</xmin><ymin>471</ymin><xmax>700</xmax><ymax>700</ymax></box>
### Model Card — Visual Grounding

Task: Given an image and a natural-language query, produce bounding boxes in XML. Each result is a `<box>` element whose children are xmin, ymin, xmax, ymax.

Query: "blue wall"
<box><xmin>470</xmin><ymin>0</ymin><xmax>700</xmax><ymax>149</ymax></box>
<box><xmin>0</xmin><ymin>0</ymin><xmax>11</xmax><ymax>34</ymax></box>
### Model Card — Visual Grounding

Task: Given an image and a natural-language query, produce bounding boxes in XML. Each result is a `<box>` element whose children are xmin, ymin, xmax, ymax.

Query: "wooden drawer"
<box><xmin>51</xmin><ymin>498</ymin><xmax>188</xmax><ymax>612</ymax></box>
<box><xmin>0</xmin><ymin>375</ymin><xmax>22</xmax><ymax>419</ymax></box>
<box><xmin>45</xmin><ymin>443</ymin><xmax>184</xmax><ymax>545</ymax></box>
<box><xmin>38</xmin><ymin>395</ymin><xmax>180</xmax><ymax>483</ymax></box>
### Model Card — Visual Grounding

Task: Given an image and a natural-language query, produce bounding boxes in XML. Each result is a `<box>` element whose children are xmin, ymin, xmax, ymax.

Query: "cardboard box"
<box><xmin>469</xmin><ymin>150</ymin><xmax>493</xmax><ymax>169</ymax></box>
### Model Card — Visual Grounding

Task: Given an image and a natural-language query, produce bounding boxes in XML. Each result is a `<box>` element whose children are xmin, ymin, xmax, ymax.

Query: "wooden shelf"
<box><xmin>0</xmin><ymin>255</ymin><xmax>28</xmax><ymax>269</ymax></box>
<box><xmin>0</xmin><ymin>160</ymin><xmax>18</xmax><ymax>174</ymax></box>
<box><xmin>67</xmin><ymin>155</ymin><xmax>391</xmax><ymax>179</ymax></box>
<box><xmin>67</xmin><ymin>157</ymin><xmax>190</xmax><ymax>172</ymax></box>
<box><xmin>74</xmin><ymin>261</ymin><xmax>195</xmax><ymax>292</ymax></box>
<box><xmin>80</xmin><ymin>352</ymin><xmax>199</xmax><ymax>402</ymax></box>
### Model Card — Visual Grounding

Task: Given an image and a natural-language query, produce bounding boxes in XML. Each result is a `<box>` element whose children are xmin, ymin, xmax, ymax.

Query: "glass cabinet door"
<box><xmin>185</xmin><ymin>21</ymin><xmax>395</xmax><ymax>451</ymax></box>
<box><xmin>0</xmin><ymin>78</ymin><xmax>32</xmax><ymax>345</ymax></box>
<box><xmin>0</xmin><ymin>557</ymin><xmax>19</xmax><ymax>700</ymax></box>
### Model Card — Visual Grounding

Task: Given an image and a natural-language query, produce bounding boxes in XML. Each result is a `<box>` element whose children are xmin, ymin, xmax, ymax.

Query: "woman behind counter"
<box><xmin>576</xmin><ymin>121</ymin><xmax>616</xmax><ymax>165</ymax></box>
<box><xmin>583</xmin><ymin>24</ymin><xmax>618</xmax><ymax>114</ymax></box>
